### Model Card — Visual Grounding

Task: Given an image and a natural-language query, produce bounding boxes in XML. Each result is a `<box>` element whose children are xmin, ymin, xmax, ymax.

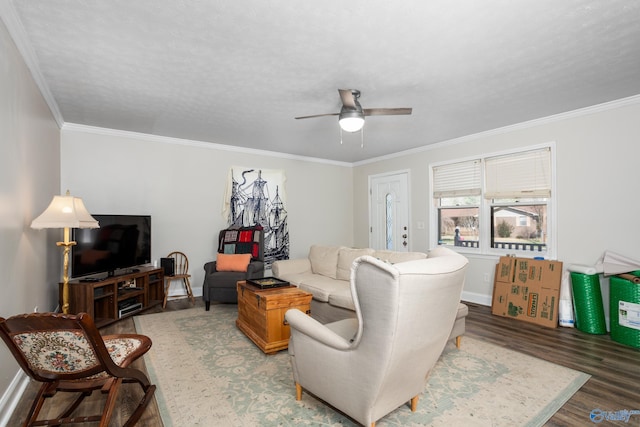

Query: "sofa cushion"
<box><xmin>328</xmin><ymin>287</ymin><xmax>356</xmax><ymax>311</ymax></box>
<box><xmin>275</xmin><ymin>271</ymin><xmax>317</xmax><ymax>287</ymax></box>
<box><xmin>336</xmin><ymin>248</ymin><xmax>375</xmax><ymax>280</ymax></box>
<box><xmin>456</xmin><ymin>302</ymin><xmax>469</xmax><ymax>320</ymax></box>
<box><xmin>373</xmin><ymin>250</ymin><xmax>427</xmax><ymax>264</ymax></box>
<box><xmin>309</xmin><ymin>245</ymin><xmax>343</xmax><ymax>279</ymax></box>
<box><xmin>298</xmin><ymin>276</ymin><xmax>350</xmax><ymax>302</ymax></box>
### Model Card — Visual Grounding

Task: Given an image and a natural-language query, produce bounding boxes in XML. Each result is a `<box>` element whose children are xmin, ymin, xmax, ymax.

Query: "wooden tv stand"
<box><xmin>60</xmin><ymin>266</ymin><xmax>164</xmax><ymax>328</ymax></box>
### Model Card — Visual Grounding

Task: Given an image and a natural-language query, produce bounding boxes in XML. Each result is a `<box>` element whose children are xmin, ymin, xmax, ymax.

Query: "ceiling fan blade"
<box><xmin>339</xmin><ymin>89</ymin><xmax>357</xmax><ymax>109</ymax></box>
<box><xmin>295</xmin><ymin>112</ymin><xmax>340</xmax><ymax>120</ymax></box>
<box><xmin>363</xmin><ymin>107</ymin><xmax>412</xmax><ymax>116</ymax></box>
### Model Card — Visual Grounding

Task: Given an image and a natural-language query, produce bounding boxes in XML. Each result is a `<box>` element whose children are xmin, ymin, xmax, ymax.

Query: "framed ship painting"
<box><xmin>223</xmin><ymin>167</ymin><xmax>289</xmax><ymax>267</ymax></box>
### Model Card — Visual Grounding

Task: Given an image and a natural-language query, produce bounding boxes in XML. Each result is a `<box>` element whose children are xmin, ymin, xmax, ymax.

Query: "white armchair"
<box><xmin>284</xmin><ymin>247</ymin><xmax>468</xmax><ymax>427</ymax></box>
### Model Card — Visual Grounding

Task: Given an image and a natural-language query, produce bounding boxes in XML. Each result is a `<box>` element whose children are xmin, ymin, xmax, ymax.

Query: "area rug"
<box><xmin>133</xmin><ymin>305</ymin><xmax>590</xmax><ymax>427</ymax></box>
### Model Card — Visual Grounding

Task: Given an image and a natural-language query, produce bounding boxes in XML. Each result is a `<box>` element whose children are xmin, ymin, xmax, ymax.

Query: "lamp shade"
<box><xmin>338</xmin><ymin>109</ymin><xmax>365</xmax><ymax>133</ymax></box>
<box><xmin>31</xmin><ymin>194</ymin><xmax>99</xmax><ymax>229</ymax></box>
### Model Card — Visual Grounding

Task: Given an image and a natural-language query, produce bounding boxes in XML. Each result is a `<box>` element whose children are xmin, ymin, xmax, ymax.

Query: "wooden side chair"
<box><xmin>0</xmin><ymin>312</ymin><xmax>156</xmax><ymax>427</ymax></box>
<box><xmin>163</xmin><ymin>251</ymin><xmax>195</xmax><ymax>308</ymax></box>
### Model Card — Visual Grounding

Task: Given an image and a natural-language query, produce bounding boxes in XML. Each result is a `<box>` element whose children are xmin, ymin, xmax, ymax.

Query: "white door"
<box><xmin>369</xmin><ymin>171</ymin><xmax>410</xmax><ymax>251</ymax></box>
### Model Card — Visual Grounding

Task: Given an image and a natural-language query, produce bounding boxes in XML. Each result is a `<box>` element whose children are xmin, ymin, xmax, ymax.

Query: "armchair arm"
<box><xmin>203</xmin><ymin>261</ymin><xmax>218</xmax><ymax>275</ymax></box>
<box><xmin>285</xmin><ymin>309</ymin><xmax>352</xmax><ymax>351</ymax></box>
<box><xmin>247</xmin><ymin>260</ymin><xmax>265</xmax><ymax>278</ymax></box>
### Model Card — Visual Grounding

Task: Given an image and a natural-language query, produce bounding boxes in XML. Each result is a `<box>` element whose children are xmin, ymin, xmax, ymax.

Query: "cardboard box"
<box><xmin>491</xmin><ymin>256</ymin><xmax>563</xmax><ymax>328</ymax></box>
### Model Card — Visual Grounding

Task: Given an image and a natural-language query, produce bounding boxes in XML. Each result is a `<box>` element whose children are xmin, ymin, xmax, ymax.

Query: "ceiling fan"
<box><xmin>295</xmin><ymin>89</ymin><xmax>412</xmax><ymax>136</ymax></box>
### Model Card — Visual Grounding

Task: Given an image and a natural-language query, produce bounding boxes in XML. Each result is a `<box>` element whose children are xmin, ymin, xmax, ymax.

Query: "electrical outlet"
<box><xmin>483</xmin><ymin>273</ymin><xmax>490</xmax><ymax>283</ymax></box>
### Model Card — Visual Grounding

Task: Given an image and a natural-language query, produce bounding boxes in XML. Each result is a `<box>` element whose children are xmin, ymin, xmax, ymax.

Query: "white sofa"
<box><xmin>272</xmin><ymin>245</ymin><xmax>469</xmax><ymax>347</ymax></box>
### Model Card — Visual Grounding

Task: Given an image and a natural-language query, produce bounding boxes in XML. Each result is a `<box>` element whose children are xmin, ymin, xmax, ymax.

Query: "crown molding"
<box><xmin>63</xmin><ymin>91</ymin><xmax>640</xmax><ymax>169</ymax></box>
<box><xmin>61</xmin><ymin>123</ymin><xmax>354</xmax><ymax>168</ymax></box>
<box><xmin>0</xmin><ymin>0</ymin><xmax>64</xmax><ymax>128</ymax></box>
<box><xmin>354</xmin><ymin>94</ymin><xmax>640</xmax><ymax>167</ymax></box>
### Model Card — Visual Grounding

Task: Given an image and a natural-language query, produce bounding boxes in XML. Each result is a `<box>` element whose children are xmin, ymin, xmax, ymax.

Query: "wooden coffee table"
<box><xmin>236</xmin><ymin>281</ymin><xmax>312</xmax><ymax>354</ymax></box>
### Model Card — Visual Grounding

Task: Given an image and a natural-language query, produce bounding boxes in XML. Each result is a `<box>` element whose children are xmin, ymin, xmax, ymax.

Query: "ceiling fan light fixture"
<box><xmin>338</xmin><ymin>110</ymin><xmax>365</xmax><ymax>132</ymax></box>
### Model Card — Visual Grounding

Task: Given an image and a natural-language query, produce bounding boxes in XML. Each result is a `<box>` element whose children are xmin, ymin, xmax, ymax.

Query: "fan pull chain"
<box><xmin>338</xmin><ymin>127</ymin><xmax>365</xmax><ymax>147</ymax></box>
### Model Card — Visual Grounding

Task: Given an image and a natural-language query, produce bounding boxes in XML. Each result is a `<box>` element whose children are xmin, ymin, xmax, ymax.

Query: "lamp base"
<box><xmin>56</xmin><ymin>230</ymin><xmax>76</xmax><ymax>314</ymax></box>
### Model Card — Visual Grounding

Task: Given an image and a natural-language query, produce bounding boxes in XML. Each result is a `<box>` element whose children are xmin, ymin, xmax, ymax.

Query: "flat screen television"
<box><xmin>72</xmin><ymin>214</ymin><xmax>151</xmax><ymax>278</ymax></box>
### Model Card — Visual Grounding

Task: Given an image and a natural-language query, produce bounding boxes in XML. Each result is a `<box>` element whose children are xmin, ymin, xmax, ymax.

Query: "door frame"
<box><xmin>368</xmin><ymin>169</ymin><xmax>411</xmax><ymax>251</ymax></box>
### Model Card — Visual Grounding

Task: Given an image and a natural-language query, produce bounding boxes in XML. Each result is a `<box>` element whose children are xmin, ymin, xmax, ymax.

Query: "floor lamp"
<box><xmin>31</xmin><ymin>191</ymin><xmax>99</xmax><ymax>314</ymax></box>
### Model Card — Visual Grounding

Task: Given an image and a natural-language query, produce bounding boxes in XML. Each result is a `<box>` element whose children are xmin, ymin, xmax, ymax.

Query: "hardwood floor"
<box><xmin>7</xmin><ymin>300</ymin><xmax>640</xmax><ymax>426</ymax></box>
<box><xmin>466</xmin><ymin>302</ymin><xmax>640</xmax><ymax>426</ymax></box>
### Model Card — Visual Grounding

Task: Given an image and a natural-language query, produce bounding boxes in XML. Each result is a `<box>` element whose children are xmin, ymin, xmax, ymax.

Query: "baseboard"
<box><xmin>0</xmin><ymin>370</ymin><xmax>29</xmax><ymax>427</ymax></box>
<box><xmin>461</xmin><ymin>290</ymin><xmax>492</xmax><ymax>307</ymax></box>
<box><xmin>167</xmin><ymin>289</ymin><xmax>203</xmax><ymax>298</ymax></box>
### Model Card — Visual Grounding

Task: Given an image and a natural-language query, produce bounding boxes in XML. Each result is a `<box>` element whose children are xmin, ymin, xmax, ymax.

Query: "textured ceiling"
<box><xmin>4</xmin><ymin>0</ymin><xmax>640</xmax><ymax>163</ymax></box>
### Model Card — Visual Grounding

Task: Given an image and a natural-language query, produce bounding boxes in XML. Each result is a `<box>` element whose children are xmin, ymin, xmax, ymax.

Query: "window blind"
<box><xmin>433</xmin><ymin>160</ymin><xmax>481</xmax><ymax>198</ymax></box>
<box><xmin>484</xmin><ymin>147</ymin><xmax>551</xmax><ymax>199</ymax></box>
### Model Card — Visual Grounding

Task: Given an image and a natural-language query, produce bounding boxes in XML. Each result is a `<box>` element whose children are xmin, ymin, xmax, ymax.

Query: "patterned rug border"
<box><xmin>141</xmin><ymin>341</ymin><xmax>171</xmax><ymax>425</ymax></box>
<box><xmin>134</xmin><ymin>306</ymin><xmax>590</xmax><ymax>426</ymax></box>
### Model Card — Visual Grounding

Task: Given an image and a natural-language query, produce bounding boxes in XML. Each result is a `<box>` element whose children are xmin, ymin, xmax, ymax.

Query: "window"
<box><xmin>517</xmin><ymin>216</ymin><xmax>528</xmax><ymax>227</ymax></box>
<box><xmin>433</xmin><ymin>160</ymin><xmax>481</xmax><ymax>248</ymax></box>
<box><xmin>431</xmin><ymin>145</ymin><xmax>554</xmax><ymax>257</ymax></box>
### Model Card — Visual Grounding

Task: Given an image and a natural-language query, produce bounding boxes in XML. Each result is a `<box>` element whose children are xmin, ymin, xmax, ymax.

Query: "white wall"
<box><xmin>57</xmin><ymin>98</ymin><xmax>640</xmax><ymax>311</ymax></box>
<box><xmin>0</xmin><ymin>18</ymin><xmax>61</xmax><ymax>418</ymax></box>
<box><xmin>353</xmin><ymin>99</ymin><xmax>640</xmax><ymax>311</ymax></box>
<box><xmin>60</xmin><ymin>127</ymin><xmax>354</xmax><ymax>295</ymax></box>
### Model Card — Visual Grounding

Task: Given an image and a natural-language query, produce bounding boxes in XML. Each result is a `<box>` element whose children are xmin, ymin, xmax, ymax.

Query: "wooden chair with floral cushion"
<box><xmin>0</xmin><ymin>312</ymin><xmax>156</xmax><ymax>427</ymax></box>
